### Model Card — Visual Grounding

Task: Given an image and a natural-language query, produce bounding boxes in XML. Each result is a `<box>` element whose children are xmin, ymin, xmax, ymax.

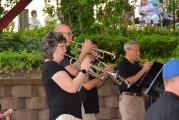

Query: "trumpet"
<box><xmin>72</xmin><ymin>41</ymin><xmax>116</xmax><ymax>60</ymax></box>
<box><xmin>65</xmin><ymin>54</ymin><xmax>116</xmax><ymax>80</ymax></box>
<box><xmin>137</xmin><ymin>56</ymin><xmax>153</xmax><ymax>66</ymax></box>
<box><xmin>137</xmin><ymin>56</ymin><xmax>147</xmax><ymax>63</ymax></box>
<box><xmin>115</xmin><ymin>74</ymin><xmax>131</xmax><ymax>88</ymax></box>
<box><xmin>65</xmin><ymin>54</ymin><xmax>131</xmax><ymax>88</ymax></box>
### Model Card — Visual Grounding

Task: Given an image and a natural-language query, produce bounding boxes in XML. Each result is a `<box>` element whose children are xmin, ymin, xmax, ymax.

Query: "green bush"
<box><xmin>75</xmin><ymin>32</ymin><xmax>179</xmax><ymax>61</ymax></box>
<box><xmin>0</xmin><ymin>51</ymin><xmax>43</xmax><ymax>73</ymax></box>
<box><xmin>0</xmin><ymin>28</ymin><xmax>178</xmax><ymax>72</ymax></box>
<box><xmin>0</xmin><ymin>24</ymin><xmax>55</xmax><ymax>52</ymax></box>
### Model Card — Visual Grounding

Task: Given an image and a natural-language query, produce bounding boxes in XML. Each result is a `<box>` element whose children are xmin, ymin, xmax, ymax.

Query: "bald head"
<box><xmin>54</xmin><ymin>24</ymin><xmax>73</xmax><ymax>46</ymax></box>
<box><xmin>54</xmin><ymin>24</ymin><xmax>71</xmax><ymax>33</ymax></box>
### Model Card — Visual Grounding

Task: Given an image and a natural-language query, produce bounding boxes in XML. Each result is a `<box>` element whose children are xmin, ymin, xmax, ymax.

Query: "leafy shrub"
<box><xmin>0</xmin><ymin>24</ymin><xmax>55</xmax><ymax>52</ymax></box>
<box><xmin>0</xmin><ymin>51</ymin><xmax>43</xmax><ymax>73</ymax></box>
<box><xmin>75</xmin><ymin>32</ymin><xmax>179</xmax><ymax>62</ymax></box>
<box><xmin>0</xmin><ymin>28</ymin><xmax>178</xmax><ymax>72</ymax></box>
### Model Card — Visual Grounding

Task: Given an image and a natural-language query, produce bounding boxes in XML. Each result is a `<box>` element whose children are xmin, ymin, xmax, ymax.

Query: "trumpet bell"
<box><xmin>71</xmin><ymin>41</ymin><xmax>116</xmax><ymax>60</ymax></box>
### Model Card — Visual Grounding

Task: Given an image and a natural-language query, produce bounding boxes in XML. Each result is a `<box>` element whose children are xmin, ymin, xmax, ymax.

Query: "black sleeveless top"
<box><xmin>80</xmin><ymin>74</ymin><xmax>99</xmax><ymax>113</ymax></box>
<box><xmin>42</xmin><ymin>61</ymin><xmax>82</xmax><ymax>120</ymax></box>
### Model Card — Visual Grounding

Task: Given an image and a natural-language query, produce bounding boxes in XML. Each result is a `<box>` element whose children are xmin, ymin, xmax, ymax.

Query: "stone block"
<box><xmin>12</xmin><ymin>85</ymin><xmax>38</xmax><ymax>97</ymax></box>
<box><xmin>4</xmin><ymin>86</ymin><xmax>12</xmax><ymax>97</ymax></box>
<box><xmin>104</xmin><ymin>96</ymin><xmax>119</xmax><ymax>108</ymax></box>
<box><xmin>25</xmin><ymin>97</ymin><xmax>47</xmax><ymax>109</ymax></box>
<box><xmin>38</xmin><ymin>86</ymin><xmax>46</xmax><ymax>97</ymax></box>
<box><xmin>98</xmin><ymin>96</ymin><xmax>104</xmax><ymax>107</ymax></box>
<box><xmin>14</xmin><ymin>109</ymin><xmax>38</xmax><ymax>120</ymax></box>
<box><xmin>0</xmin><ymin>97</ymin><xmax>24</xmax><ymax>109</ymax></box>
<box><xmin>39</xmin><ymin>109</ymin><xmax>49</xmax><ymax>120</ymax></box>
<box><xmin>96</xmin><ymin>107</ymin><xmax>118</xmax><ymax>120</ymax></box>
<box><xmin>98</xmin><ymin>83</ymin><xmax>118</xmax><ymax>96</ymax></box>
<box><xmin>0</xmin><ymin>85</ymin><xmax>4</xmax><ymax>97</ymax></box>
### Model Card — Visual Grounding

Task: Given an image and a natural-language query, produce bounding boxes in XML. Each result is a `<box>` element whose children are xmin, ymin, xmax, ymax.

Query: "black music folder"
<box><xmin>139</xmin><ymin>62</ymin><xmax>164</xmax><ymax>96</ymax></box>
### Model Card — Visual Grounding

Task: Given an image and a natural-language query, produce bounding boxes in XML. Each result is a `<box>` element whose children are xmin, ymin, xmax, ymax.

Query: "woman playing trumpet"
<box><xmin>53</xmin><ymin>24</ymin><xmax>113</xmax><ymax>120</ymax></box>
<box><xmin>42</xmin><ymin>32</ymin><xmax>91</xmax><ymax>120</ymax></box>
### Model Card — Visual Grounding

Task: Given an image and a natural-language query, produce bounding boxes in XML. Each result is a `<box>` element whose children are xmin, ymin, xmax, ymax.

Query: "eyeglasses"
<box><xmin>57</xmin><ymin>44</ymin><xmax>67</xmax><ymax>48</ymax></box>
<box><xmin>61</xmin><ymin>32</ymin><xmax>73</xmax><ymax>37</ymax></box>
<box><xmin>127</xmin><ymin>48</ymin><xmax>140</xmax><ymax>52</ymax></box>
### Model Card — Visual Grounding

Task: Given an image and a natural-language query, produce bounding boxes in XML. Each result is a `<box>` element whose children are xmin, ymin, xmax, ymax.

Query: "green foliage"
<box><xmin>0</xmin><ymin>6</ymin><xmax>5</xmax><ymax>18</ymax></box>
<box><xmin>138</xmin><ymin>34</ymin><xmax>177</xmax><ymax>57</ymax></box>
<box><xmin>165</xmin><ymin>0</ymin><xmax>179</xmax><ymax>12</ymax></box>
<box><xmin>0</xmin><ymin>25</ymin><xmax>178</xmax><ymax>71</ymax></box>
<box><xmin>61</xmin><ymin>0</ymin><xmax>95</xmax><ymax>34</ymax></box>
<box><xmin>43</xmin><ymin>5</ymin><xmax>55</xmax><ymax>15</ymax></box>
<box><xmin>0</xmin><ymin>0</ymin><xmax>178</xmax><ymax>73</ymax></box>
<box><xmin>0</xmin><ymin>0</ymin><xmax>18</xmax><ymax>18</ymax></box>
<box><xmin>74</xmin><ymin>30</ymin><xmax>179</xmax><ymax>63</ymax></box>
<box><xmin>95</xmin><ymin>0</ymin><xmax>130</xmax><ymax>34</ymax></box>
<box><xmin>0</xmin><ymin>51</ymin><xmax>43</xmax><ymax>73</ymax></box>
<box><xmin>0</xmin><ymin>24</ymin><xmax>55</xmax><ymax>52</ymax></box>
<box><xmin>0</xmin><ymin>25</ymin><xmax>56</xmax><ymax>72</ymax></box>
<box><xmin>176</xmin><ymin>9</ymin><xmax>179</xmax><ymax>17</ymax></box>
<box><xmin>59</xmin><ymin>0</ymin><xmax>132</xmax><ymax>35</ymax></box>
<box><xmin>172</xmin><ymin>45</ymin><xmax>179</xmax><ymax>58</ymax></box>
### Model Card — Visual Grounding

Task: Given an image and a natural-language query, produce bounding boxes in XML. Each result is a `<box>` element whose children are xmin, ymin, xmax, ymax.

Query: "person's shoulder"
<box><xmin>116</xmin><ymin>57</ymin><xmax>128</xmax><ymax>69</ymax></box>
<box><xmin>44</xmin><ymin>61</ymin><xmax>61</xmax><ymax>68</ymax></box>
<box><xmin>117</xmin><ymin>57</ymin><xmax>126</xmax><ymax>64</ymax></box>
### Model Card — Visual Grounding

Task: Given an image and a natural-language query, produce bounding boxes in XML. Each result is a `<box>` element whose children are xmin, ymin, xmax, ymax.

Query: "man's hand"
<box><xmin>142</xmin><ymin>61</ymin><xmax>151</xmax><ymax>72</ymax></box>
<box><xmin>103</xmin><ymin>63</ymin><xmax>114</xmax><ymax>72</ymax></box>
<box><xmin>81</xmin><ymin>39</ymin><xmax>94</xmax><ymax>55</ymax></box>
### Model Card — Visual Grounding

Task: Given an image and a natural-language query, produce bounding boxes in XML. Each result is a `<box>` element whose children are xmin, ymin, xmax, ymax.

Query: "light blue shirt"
<box><xmin>148</xmin><ymin>0</ymin><xmax>160</xmax><ymax>14</ymax></box>
<box><xmin>139</xmin><ymin>3</ymin><xmax>157</xmax><ymax>17</ymax></box>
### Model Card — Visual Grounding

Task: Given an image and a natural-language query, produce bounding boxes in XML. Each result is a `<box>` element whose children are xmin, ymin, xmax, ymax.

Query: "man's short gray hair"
<box><xmin>124</xmin><ymin>41</ymin><xmax>139</xmax><ymax>50</ymax></box>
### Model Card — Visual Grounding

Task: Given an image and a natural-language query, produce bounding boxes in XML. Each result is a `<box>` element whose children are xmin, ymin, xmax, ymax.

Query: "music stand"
<box><xmin>139</xmin><ymin>62</ymin><xmax>164</xmax><ymax>96</ymax></box>
<box><xmin>145</xmin><ymin>65</ymin><xmax>164</xmax><ymax>95</ymax></box>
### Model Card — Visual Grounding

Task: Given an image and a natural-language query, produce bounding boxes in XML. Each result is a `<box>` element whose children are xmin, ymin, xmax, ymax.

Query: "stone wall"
<box><xmin>0</xmin><ymin>78</ymin><xmax>121</xmax><ymax>120</ymax></box>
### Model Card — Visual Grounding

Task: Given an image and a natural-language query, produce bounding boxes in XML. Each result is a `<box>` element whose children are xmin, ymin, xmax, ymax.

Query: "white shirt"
<box><xmin>29</xmin><ymin>17</ymin><xmax>41</xmax><ymax>28</ymax></box>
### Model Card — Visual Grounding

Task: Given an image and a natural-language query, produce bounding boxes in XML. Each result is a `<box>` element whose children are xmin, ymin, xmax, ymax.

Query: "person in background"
<box><xmin>159</xmin><ymin>3</ymin><xmax>171</xmax><ymax>28</ymax></box>
<box><xmin>29</xmin><ymin>10</ymin><xmax>41</xmax><ymax>28</ymax></box>
<box><xmin>145</xmin><ymin>59</ymin><xmax>179</xmax><ymax>120</ymax></box>
<box><xmin>138</xmin><ymin>0</ymin><xmax>159</xmax><ymax>26</ymax></box>
<box><xmin>42</xmin><ymin>31</ymin><xmax>91</xmax><ymax>120</ymax></box>
<box><xmin>148</xmin><ymin>0</ymin><xmax>160</xmax><ymax>15</ymax></box>
<box><xmin>0</xmin><ymin>109</ymin><xmax>14</xmax><ymax>120</ymax></box>
<box><xmin>115</xmin><ymin>41</ymin><xmax>151</xmax><ymax>120</ymax></box>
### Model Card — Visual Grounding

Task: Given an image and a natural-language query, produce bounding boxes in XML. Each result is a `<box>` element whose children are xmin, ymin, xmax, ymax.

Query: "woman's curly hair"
<box><xmin>42</xmin><ymin>32</ymin><xmax>66</xmax><ymax>60</ymax></box>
